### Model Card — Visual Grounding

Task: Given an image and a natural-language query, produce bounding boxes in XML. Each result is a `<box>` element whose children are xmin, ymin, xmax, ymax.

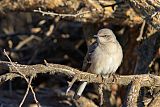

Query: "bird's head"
<box><xmin>94</xmin><ymin>28</ymin><xmax>117</xmax><ymax>44</ymax></box>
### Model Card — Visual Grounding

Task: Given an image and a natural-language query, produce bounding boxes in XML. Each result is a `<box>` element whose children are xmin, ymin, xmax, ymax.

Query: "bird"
<box><xmin>74</xmin><ymin>28</ymin><xmax>123</xmax><ymax>99</ymax></box>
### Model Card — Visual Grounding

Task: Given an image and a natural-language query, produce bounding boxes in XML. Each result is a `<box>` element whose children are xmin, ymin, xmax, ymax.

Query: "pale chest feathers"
<box><xmin>88</xmin><ymin>43</ymin><xmax>123</xmax><ymax>75</ymax></box>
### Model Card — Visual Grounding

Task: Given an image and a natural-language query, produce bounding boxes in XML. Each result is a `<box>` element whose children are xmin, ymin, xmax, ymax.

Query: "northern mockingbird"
<box><xmin>74</xmin><ymin>28</ymin><xmax>123</xmax><ymax>99</ymax></box>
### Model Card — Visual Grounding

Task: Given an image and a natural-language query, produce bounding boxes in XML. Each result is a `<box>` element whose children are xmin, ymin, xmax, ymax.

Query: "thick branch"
<box><xmin>0</xmin><ymin>61</ymin><xmax>160</xmax><ymax>88</ymax></box>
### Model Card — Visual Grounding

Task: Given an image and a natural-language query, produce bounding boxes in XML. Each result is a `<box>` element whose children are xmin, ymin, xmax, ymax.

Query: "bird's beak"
<box><xmin>93</xmin><ymin>35</ymin><xmax>98</xmax><ymax>38</ymax></box>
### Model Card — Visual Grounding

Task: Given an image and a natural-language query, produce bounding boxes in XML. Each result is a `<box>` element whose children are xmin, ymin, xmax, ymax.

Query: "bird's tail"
<box><xmin>74</xmin><ymin>81</ymin><xmax>87</xmax><ymax>99</ymax></box>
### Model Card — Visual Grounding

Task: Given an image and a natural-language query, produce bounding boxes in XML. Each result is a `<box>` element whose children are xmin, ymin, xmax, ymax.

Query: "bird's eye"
<box><xmin>100</xmin><ymin>35</ymin><xmax>106</xmax><ymax>37</ymax></box>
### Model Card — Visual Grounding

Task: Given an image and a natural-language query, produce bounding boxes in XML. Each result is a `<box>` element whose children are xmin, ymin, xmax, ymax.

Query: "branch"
<box><xmin>0</xmin><ymin>61</ymin><xmax>160</xmax><ymax>88</ymax></box>
<box><xmin>126</xmin><ymin>78</ymin><xmax>142</xmax><ymax>107</ymax></box>
<box><xmin>34</xmin><ymin>8</ymin><xmax>90</xmax><ymax>18</ymax></box>
<box><xmin>0</xmin><ymin>0</ymin><xmax>159</xmax><ymax>30</ymax></box>
<box><xmin>0</xmin><ymin>0</ymin><xmax>142</xmax><ymax>26</ymax></box>
<box><xmin>129</xmin><ymin>0</ymin><xmax>160</xmax><ymax>30</ymax></box>
<box><xmin>3</xmin><ymin>50</ymin><xmax>40</xmax><ymax>107</ymax></box>
<box><xmin>148</xmin><ymin>92</ymin><xmax>160</xmax><ymax>107</ymax></box>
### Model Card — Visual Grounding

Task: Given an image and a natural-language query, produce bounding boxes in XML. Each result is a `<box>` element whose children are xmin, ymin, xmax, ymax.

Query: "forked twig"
<box><xmin>19</xmin><ymin>76</ymin><xmax>33</xmax><ymax>107</ymax></box>
<box><xmin>66</xmin><ymin>76</ymin><xmax>77</xmax><ymax>95</ymax></box>
<box><xmin>4</xmin><ymin>49</ymin><xmax>40</xmax><ymax>107</ymax></box>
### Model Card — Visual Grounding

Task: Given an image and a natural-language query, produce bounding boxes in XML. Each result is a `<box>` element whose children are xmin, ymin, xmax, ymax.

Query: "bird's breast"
<box><xmin>88</xmin><ymin>45</ymin><xmax>122</xmax><ymax>75</ymax></box>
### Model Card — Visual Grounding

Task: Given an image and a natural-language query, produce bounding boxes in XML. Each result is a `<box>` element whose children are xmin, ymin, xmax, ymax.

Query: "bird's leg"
<box><xmin>111</xmin><ymin>73</ymin><xmax>118</xmax><ymax>83</ymax></box>
<box><xmin>108</xmin><ymin>73</ymin><xmax>118</xmax><ymax>83</ymax></box>
<box><xmin>98</xmin><ymin>83</ymin><xmax>104</xmax><ymax>106</ymax></box>
<box><xmin>108</xmin><ymin>73</ymin><xmax>116</xmax><ymax>83</ymax></box>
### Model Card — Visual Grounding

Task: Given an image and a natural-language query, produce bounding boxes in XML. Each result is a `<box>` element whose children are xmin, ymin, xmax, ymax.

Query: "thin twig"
<box><xmin>66</xmin><ymin>76</ymin><xmax>77</xmax><ymax>95</ymax></box>
<box><xmin>4</xmin><ymin>50</ymin><xmax>30</xmax><ymax>81</ymax></box>
<box><xmin>30</xmin><ymin>83</ymin><xmax>40</xmax><ymax>106</ymax></box>
<box><xmin>19</xmin><ymin>76</ymin><xmax>33</xmax><ymax>107</ymax></box>
<box><xmin>34</xmin><ymin>8</ymin><xmax>90</xmax><ymax>18</ymax></box>
<box><xmin>136</xmin><ymin>20</ymin><xmax>146</xmax><ymax>41</ymax></box>
<box><xmin>4</xmin><ymin>50</ymin><xmax>40</xmax><ymax>107</ymax></box>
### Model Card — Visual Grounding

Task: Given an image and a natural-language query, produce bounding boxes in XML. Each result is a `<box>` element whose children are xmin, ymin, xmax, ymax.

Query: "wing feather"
<box><xmin>82</xmin><ymin>41</ymin><xmax>98</xmax><ymax>72</ymax></box>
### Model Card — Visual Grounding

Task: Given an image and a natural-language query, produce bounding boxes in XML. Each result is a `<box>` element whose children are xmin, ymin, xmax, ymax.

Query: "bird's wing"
<box><xmin>82</xmin><ymin>41</ymin><xmax>98</xmax><ymax>72</ymax></box>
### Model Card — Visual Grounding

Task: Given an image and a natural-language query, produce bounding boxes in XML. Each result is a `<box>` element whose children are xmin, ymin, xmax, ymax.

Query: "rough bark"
<box><xmin>0</xmin><ymin>61</ymin><xmax>160</xmax><ymax>88</ymax></box>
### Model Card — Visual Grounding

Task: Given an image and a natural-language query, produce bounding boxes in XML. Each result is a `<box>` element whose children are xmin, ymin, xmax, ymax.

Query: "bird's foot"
<box><xmin>108</xmin><ymin>73</ymin><xmax>118</xmax><ymax>83</ymax></box>
<box><xmin>112</xmin><ymin>73</ymin><xmax>118</xmax><ymax>83</ymax></box>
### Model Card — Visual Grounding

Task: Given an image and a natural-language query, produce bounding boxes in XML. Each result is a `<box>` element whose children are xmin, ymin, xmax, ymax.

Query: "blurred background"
<box><xmin>0</xmin><ymin>12</ymin><xmax>159</xmax><ymax>107</ymax></box>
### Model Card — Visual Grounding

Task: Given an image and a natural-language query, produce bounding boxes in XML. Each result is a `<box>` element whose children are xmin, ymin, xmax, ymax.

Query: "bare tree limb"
<box><xmin>0</xmin><ymin>61</ymin><xmax>160</xmax><ymax>88</ymax></box>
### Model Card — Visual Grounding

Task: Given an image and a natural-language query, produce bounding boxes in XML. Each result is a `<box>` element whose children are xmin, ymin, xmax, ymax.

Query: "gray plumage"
<box><xmin>74</xmin><ymin>28</ymin><xmax>123</xmax><ymax>99</ymax></box>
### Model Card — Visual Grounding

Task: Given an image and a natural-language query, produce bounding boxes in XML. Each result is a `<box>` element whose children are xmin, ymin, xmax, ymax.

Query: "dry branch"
<box><xmin>0</xmin><ymin>61</ymin><xmax>160</xmax><ymax>88</ymax></box>
<box><xmin>0</xmin><ymin>0</ymin><xmax>142</xmax><ymax>26</ymax></box>
<box><xmin>129</xmin><ymin>0</ymin><xmax>160</xmax><ymax>30</ymax></box>
<box><xmin>0</xmin><ymin>0</ymin><xmax>159</xmax><ymax>30</ymax></box>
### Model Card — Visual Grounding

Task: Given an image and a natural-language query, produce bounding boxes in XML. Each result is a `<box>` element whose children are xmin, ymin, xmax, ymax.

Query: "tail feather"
<box><xmin>74</xmin><ymin>82</ymin><xmax>87</xmax><ymax>99</ymax></box>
